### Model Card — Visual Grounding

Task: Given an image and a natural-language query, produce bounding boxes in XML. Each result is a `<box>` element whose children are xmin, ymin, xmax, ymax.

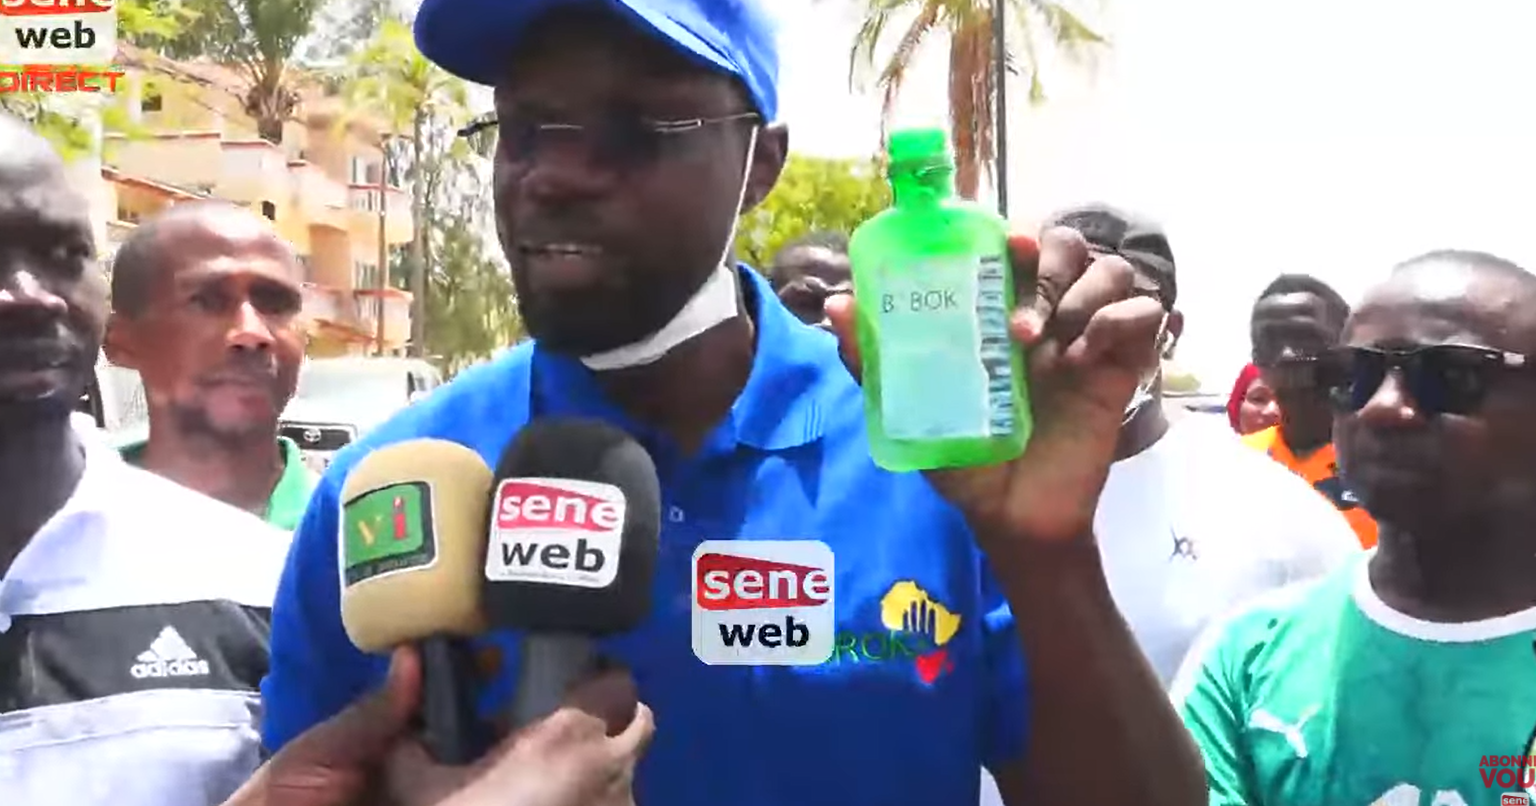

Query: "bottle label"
<box><xmin>874</xmin><ymin>253</ymin><xmax>1016</xmax><ymax>440</ymax></box>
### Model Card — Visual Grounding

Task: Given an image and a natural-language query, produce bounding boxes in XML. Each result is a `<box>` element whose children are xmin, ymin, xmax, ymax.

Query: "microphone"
<box><xmin>482</xmin><ymin>418</ymin><xmax>661</xmax><ymax>729</ymax></box>
<box><xmin>338</xmin><ymin>438</ymin><xmax>493</xmax><ymax>764</ymax></box>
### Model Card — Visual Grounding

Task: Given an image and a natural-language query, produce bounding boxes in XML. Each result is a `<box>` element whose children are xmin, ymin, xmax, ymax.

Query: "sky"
<box><xmin>768</xmin><ymin>0</ymin><xmax>1536</xmax><ymax>389</ymax></box>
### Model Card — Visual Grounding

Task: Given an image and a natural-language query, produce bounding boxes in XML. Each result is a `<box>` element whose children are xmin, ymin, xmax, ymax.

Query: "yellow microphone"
<box><xmin>338</xmin><ymin>438</ymin><xmax>492</xmax><ymax>764</ymax></box>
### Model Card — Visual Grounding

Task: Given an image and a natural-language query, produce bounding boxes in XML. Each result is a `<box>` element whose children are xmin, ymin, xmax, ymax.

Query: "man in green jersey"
<box><xmin>1172</xmin><ymin>249</ymin><xmax>1536</xmax><ymax>806</ymax></box>
<box><xmin>105</xmin><ymin>202</ymin><xmax>317</xmax><ymax>529</ymax></box>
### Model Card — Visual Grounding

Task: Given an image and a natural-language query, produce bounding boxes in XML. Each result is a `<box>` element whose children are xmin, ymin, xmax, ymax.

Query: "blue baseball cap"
<box><xmin>414</xmin><ymin>0</ymin><xmax>780</xmax><ymax>121</ymax></box>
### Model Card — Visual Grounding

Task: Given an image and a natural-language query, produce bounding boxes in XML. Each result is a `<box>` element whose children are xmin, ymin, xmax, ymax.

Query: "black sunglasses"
<box><xmin>1319</xmin><ymin>344</ymin><xmax>1536</xmax><ymax>416</ymax></box>
<box><xmin>459</xmin><ymin>111</ymin><xmax>759</xmax><ymax>171</ymax></box>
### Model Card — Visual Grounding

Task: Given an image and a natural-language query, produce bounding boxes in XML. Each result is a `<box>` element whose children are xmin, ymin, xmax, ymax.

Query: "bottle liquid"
<box><xmin>848</xmin><ymin>127</ymin><xmax>1032</xmax><ymax>472</ymax></box>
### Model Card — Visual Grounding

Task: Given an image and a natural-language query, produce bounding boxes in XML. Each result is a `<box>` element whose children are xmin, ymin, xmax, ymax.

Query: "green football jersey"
<box><xmin>1172</xmin><ymin>556</ymin><xmax>1536</xmax><ymax>806</ymax></box>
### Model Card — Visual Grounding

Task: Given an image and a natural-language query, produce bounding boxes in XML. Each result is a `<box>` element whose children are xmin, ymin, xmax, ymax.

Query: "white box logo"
<box><xmin>0</xmin><ymin>0</ymin><xmax>117</xmax><ymax>66</ymax></box>
<box><xmin>484</xmin><ymin>477</ymin><xmax>625</xmax><ymax>589</ymax></box>
<box><xmin>691</xmin><ymin>540</ymin><xmax>834</xmax><ymax>666</ymax></box>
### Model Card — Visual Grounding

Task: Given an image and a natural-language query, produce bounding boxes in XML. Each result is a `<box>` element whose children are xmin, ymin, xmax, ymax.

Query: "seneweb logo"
<box><xmin>691</xmin><ymin>540</ymin><xmax>835</xmax><ymax>666</ymax></box>
<box><xmin>0</xmin><ymin>64</ymin><xmax>121</xmax><ymax>93</ymax></box>
<box><xmin>1</xmin><ymin>0</ymin><xmax>115</xmax><ymax>66</ymax></box>
<box><xmin>1504</xmin><ymin>794</ymin><xmax>1530</xmax><ymax>806</ymax></box>
<box><xmin>484</xmin><ymin>477</ymin><xmax>626</xmax><ymax>589</ymax></box>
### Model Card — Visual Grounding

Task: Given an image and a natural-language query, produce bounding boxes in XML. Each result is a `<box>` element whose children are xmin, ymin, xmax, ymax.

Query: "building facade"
<box><xmin>96</xmin><ymin>46</ymin><xmax>414</xmax><ymax>357</ymax></box>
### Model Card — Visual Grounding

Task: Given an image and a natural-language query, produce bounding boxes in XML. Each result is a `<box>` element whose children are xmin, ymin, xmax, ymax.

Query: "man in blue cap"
<box><xmin>259</xmin><ymin>1</ymin><xmax>1206</xmax><ymax>804</ymax></box>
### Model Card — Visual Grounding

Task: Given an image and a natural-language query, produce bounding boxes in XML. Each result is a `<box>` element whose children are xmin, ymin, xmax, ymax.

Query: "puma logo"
<box><xmin>1249</xmin><ymin>704</ymin><xmax>1320</xmax><ymax>758</ymax></box>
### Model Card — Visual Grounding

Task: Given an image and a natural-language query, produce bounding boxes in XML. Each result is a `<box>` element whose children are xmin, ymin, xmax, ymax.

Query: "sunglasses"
<box><xmin>1318</xmin><ymin>344</ymin><xmax>1536</xmax><ymax>416</ymax></box>
<box><xmin>459</xmin><ymin>111</ymin><xmax>759</xmax><ymax>172</ymax></box>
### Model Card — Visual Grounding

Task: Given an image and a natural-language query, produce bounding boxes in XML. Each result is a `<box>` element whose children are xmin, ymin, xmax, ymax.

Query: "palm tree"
<box><xmin>340</xmin><ymin>16</ymin><xmax>471</xmax><ymax>356</ymax></box>
<box><xmin>154</xmin><ymin>0</ymin><xmax>326</xmax><ymax>143</ymax></box>
<box><xmin>848</xmin><ymin>0</ymin><xmax>1106</xmax><ymax>199</ymax></box>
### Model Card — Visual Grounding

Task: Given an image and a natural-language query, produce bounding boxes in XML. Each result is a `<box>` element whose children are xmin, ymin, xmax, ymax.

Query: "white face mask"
<box><xmin>579</xmin><ymin>126</ymin><xmax>761</xmax><ymax>372</ymax></box>
<box><xmin>1122</xmin><ymin>311</ymin><xmax>1171</xmax><ymax>425</ymax></box>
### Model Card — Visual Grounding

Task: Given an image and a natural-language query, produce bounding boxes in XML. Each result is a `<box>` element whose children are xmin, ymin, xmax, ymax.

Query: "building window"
<box><xmin>353</xmin><ymin>261</ymin><xmax>379</xmax><ymax>290</ymax></box>
<box><xmin>349</xmin><ymin>156</ymin><xmax>381</xmax><ymax>186</ymax></box>
<box><xmin>260</xmin><ymin>201</ymin><xmax>276</xmax><ymax>220</ymax></box>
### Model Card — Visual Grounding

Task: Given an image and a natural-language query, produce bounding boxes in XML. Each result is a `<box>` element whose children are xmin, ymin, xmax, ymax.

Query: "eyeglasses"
<box><xmin>1320</xmin><ymin>344</ymin><xmax>1536</xmax><ymax>416</ymax></box>
<box><xmin>459</xmin><ymin>111</ymin><xmax>760</xmax><ymax>171</ymax></box>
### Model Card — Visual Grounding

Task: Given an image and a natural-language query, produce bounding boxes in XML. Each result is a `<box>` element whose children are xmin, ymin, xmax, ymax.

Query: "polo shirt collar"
<box><xmin>532</xmin><ymin>266</ymin><xmax>838</xmax><ymax>452</ymax></box>
<box><xmin>265</xmin><ymin>437</ymin><xmax>318</xmax><ymax>530</ymax></box>
<box><xmin>117</xmin><ymin>434</ymin><xmax>316</xmax><ymax>529</ymax></box>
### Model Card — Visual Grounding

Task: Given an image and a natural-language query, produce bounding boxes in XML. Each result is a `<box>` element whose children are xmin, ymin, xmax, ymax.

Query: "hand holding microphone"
<box><xmin>385</xmin><ymin>663</ymin><xmax>654</xmax><ymax>806</ymax></box>
<box><xmin>215</xmin><ymin>645</ymin><xmax>654</xmax><ymax>806</ymax></box>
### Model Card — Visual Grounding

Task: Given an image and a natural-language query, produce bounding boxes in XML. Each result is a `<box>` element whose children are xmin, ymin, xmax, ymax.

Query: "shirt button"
<box><xmin>668</xmin><ymin>506</ymin><xmax>686</xmax><ymax>523</ymax></box>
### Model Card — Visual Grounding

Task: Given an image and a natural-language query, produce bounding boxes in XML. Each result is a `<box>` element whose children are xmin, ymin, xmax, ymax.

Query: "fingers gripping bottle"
<box><xmin>849</xmin><ymin>127</ymin><xmax>1032</xmax><ymax>472</ymax></box>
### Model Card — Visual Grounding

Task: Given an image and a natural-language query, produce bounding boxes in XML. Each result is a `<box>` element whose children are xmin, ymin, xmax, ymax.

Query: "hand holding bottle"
<box><xmin>827</xmin><ymin>225</ymin><xmax>1164</xmax><ymax>547</ymax></box>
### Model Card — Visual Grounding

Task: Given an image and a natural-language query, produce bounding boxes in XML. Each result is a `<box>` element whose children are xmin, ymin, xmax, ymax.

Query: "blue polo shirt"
<box><xmin>261</xmin><ymin>267</ymin><xmax>1028</xmax><ymax>805</ymax></box>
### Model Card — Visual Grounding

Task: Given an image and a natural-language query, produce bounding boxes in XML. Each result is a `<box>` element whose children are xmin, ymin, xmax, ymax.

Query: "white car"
<box><xmin>280</xmin><ymin>357</ymin><xmax>443</xmax><ymax>473</ymax></box>
<box><xmin>78</xmin><ymin>359</ymin><xmax>150</xmax><ymax>451</ymax></box>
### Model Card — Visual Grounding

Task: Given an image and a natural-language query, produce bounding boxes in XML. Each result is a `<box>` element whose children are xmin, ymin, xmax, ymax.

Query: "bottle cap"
<box><xmin>887</xmin><ymin>127</ymin><xmax>951</xmax><ymax>170</ymax></box>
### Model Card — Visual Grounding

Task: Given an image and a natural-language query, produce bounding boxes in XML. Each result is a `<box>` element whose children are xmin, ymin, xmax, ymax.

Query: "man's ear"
<box><xmin>1163</xmin><ymin>309</ymin><xmax>1185</xmax><ymax>359</ymax></box>
<box><xmin>741</xmin><ymin>123</ymin><xmax>788</xmax><ymax>213</ymax></box>
<box><xmin>102</xmin><ymin>313</ymin><xmax>139</xmax><ymax>370</ymax></box>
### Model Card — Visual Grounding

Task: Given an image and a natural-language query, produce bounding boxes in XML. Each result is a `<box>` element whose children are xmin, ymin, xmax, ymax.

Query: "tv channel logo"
<box><xmin>484</xmin><ymin>478</ymin><xmax>626</xmax><ymax>589</ymax></box>
<box><xmin>0</xmin><ymin>0</ymin><xmax>116</xmax><ymax>66</ymax></box>
<box><xmin>1504</xmin><ymin>794</ymin><xmax>1531</xmax><ymax>806</ymax></box>
<box><xmin>692</xmin><ymin>540</ymin><xmax>834</xmax><ymax>666</ymax></box>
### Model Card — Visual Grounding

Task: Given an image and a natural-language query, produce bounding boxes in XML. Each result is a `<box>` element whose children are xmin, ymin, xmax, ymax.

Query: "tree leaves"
<box><xmin>735</xmin><ymin>154</ymin><xmax>891</xmax><ymax>269</ymax></box>
<box><xmin>845</xmin><ymin>0</ymin><xmax>1108</xmax><ymax>198</ymax></box>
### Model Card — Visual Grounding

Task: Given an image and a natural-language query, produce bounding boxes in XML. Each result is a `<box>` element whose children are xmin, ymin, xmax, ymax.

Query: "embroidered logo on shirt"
<box><xmin>1249</xmin><ymin>704</ymin><xmax>1319</xmax><ymax>758</ymax></box>
<box><xmin>1168</xmin><ymin>527</ymin><xmax>1198</xmax><ymax>562</ymax></box>
<box><xmin>129</xmin><ymin>626</ymin><xmax>210</xmax><ymax>679</ymax></box>
<box><xmin>1314</xmin><ymin>466</ymin><xmax>1362</xmax><ymax>511</ymax></box>
<box><xmin>823</xmin><ymin>581</ymin><xmax>963</xmax><ymax>685</ymax></box>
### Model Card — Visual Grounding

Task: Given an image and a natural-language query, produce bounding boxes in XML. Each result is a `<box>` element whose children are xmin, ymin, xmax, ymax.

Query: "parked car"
<box><xmin>280</xmin><ymin>357</ymin><xmax>443</xmax><ymax>473</ymax></box>
<box><xmin>79</xmin><ymin>358</ymin><xmax>150</xmax><ymax>451</ymax></box>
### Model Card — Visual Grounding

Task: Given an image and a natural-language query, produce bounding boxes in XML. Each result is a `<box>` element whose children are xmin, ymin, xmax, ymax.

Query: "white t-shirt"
<box><xmin>0</xmin><ymin>438</ymin><xmax>291</xmax><ymax>806</ymax></box>
<box><xmin>978</xmin><ymin>414</ymin><xmax>1360</xmax><ymax>805</ymax></box>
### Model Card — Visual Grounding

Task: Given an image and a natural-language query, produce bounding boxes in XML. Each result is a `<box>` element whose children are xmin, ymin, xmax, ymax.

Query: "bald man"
<box><xmin>105</xmin><ymin>202</ymin><xmax>315</xmax><ymax>528</ymax></box>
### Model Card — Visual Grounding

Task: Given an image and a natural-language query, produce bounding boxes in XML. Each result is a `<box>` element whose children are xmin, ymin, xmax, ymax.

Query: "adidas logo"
<box><xmin>129</xmin><ymin>626</ymin><xmax>210</xmax><ymax>679</ymax></box>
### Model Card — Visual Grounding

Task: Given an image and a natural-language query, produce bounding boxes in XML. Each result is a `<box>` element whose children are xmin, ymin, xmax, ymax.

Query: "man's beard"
<box><xmin>514</xmin><ymin>263</ymin><xmax>715</xmax><ymax>356</ymax></box>
<box><xmin>170</xmin><ymin>403</ymin><xmax>273</xmax><ymax>450</ymax></box>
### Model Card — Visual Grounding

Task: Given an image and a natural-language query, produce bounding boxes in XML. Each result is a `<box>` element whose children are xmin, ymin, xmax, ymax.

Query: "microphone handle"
<box><xmin>510</xmin><ymin>633</ymin><xmax>598</xmax><ymax>729</ymax></box>
<box><xmin>417</xmin><ymin>635</ymin><xmax>486</xmax><ymax>764</ymax></box>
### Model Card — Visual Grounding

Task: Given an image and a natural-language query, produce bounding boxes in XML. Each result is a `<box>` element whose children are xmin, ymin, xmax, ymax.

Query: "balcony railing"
<box><xmin>352</xmin><ymin>289</ymin><xmax>411</xmax><ymax>347</ymax></box>
<box><xmin>105</xmin><ymin>219</ymin><xmax>137</xmax><ymax>244</ymax></box>
<box><xmin>301</xmin><ymin>283</ymin><xmax>343</xmax><ymax>324</ymax></box>
<box><xmin>290</xmin><ymin>161</ymin><xmax>349</xmax><ymax>229</ymax></box>
<box><xmin>219</xmin><ymin>140</ymin><xmax>291</xmax><ymax>202</ymax></box>
<box><xmin>348</xmin><ymin>185</ymin><xmax>413</xmax><ymax>245</ymax></box>
<box><xmin>102</xmin><ymin>132</ymin><xmax>223</xmax><ymax>192</ymax></box>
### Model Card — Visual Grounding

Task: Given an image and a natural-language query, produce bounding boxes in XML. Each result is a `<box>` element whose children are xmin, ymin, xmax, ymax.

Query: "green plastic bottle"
<box><xmin>848</xmin><ymin>127</ymin><xmax>1032</xmax><ymax>472</ymax></box>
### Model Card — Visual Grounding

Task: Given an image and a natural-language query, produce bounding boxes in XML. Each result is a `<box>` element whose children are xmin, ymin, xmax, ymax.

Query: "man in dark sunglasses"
<box><xmin>768</xmin><ymin>230</ymin><xmax>851</xmax><ymax>328</ymax></box>
<box><xmin>1246</xmin><ymin>273</ymin><xmax>1380</xmax><ymax>548</ymax></box>
<box><xmin>1175</xmin><ymin>250</ymin><xmax>1536</xmax><ymax>806</ymax></box>
<box><xmin>260</xmin><ymin>0</ymin><xmax>1205</xmax><ymax>804</ymax></box>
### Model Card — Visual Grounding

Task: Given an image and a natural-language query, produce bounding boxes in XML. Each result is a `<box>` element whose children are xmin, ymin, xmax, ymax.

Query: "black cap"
<box><xmin>1044</xmin><ymin>203</ymin><xmax>1177</xmax><ymax>309</ymax></box>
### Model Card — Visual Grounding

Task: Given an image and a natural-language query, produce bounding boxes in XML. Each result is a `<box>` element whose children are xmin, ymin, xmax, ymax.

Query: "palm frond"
<box><xmin>848</xmin><ymin>0</ymin><xmax>924</xmax><ymax>90</ymax></box>
<box><xmin>873</xmin><ymin>2</ymin><xmax>942</xmax><ymax>147</ymax></box>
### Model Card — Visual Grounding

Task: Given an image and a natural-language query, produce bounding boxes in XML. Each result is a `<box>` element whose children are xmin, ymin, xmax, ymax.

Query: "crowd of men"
<box><xmin>2</xmin><ymin>0</ymin><xmax>1533</xmax><ymax>804</ymax></box>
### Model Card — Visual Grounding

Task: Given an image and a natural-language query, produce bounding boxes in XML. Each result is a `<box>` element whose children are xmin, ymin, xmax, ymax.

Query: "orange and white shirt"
<box><xmin>1243</xmin><ymin>426</ymin><xmax>1379</xmax><ymax>548</ymax></box>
